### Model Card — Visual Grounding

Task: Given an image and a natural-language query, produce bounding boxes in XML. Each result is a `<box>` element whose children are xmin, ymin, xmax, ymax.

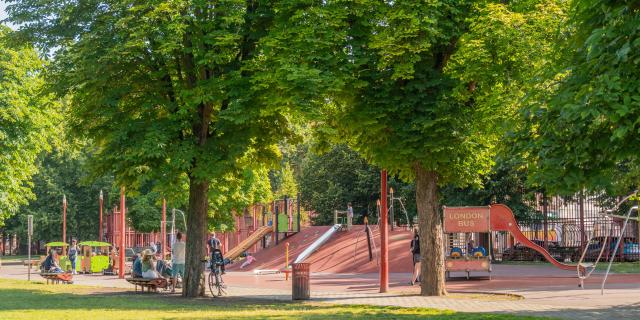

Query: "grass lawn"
<box><xmin>0</xmin><ymin>255</ymin><xmax>31</xmax><ymax>263</ymax></box>
<box><xmin>498</xmin><ymin>260</ymin><xmax>640</xmax><ymax>273</ymax></box>
<box><xmin>596</xmin><ymin>261</ymin><xmax>640</xmax><ymax>274</ymax></box>
<box><xmin>0</xmin><ymin>279</ymin><xmax>549</xmax><ymax>320</ymax></box>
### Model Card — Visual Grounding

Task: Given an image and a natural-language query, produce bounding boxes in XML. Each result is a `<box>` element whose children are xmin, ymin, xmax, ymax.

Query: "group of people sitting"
<box><xmin>41</xmin><ymin>249</ymin><xmax>65</xmax><ymax>273</ymax></box>
<box><xmin>131</xmin><ymin>232</ymin><xmax>186</xmax><ymax>292</ymax></box>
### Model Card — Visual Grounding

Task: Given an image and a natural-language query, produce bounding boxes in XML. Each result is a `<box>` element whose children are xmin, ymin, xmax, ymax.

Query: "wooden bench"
<box><xmin>40</xmin><ymin>272</ymin><xmax>73</xmax><ymax>284</ymax></box>
<box><xmin>126</xmin><ymin>277</ymin><xmax>168</xmax><ymax>293</ymax></box>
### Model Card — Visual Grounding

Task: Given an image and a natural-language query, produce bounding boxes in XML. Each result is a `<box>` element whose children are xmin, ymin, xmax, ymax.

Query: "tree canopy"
<box><xmin>0</xmin><ymin>26</ymin><xmax>59</xmax><ymax>225</ymax></box>
<box><xmin>260</xmin><ymin>0</ymin><xmax>568</xmax><ymax>296</ymax></box>
<box><xmin>523</xmin><ymin>0</ymin><xmax>640</xmax><ymax>194</ymax></box>
<box><xmin>6</xmin><ymin>0</ymin><xmax>296</xmax><ymax>296</ymax></box>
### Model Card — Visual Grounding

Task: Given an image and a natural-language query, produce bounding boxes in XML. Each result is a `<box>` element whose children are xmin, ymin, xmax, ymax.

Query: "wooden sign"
<box><xmin>443</xmin><ymin>206</ymin><xmax>491</xmax><ymax>233</ymax></box>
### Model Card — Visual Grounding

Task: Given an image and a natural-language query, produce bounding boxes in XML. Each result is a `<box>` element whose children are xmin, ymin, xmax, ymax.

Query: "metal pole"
<box><xmin>380</xmin><ymin>170</ymin><xmax>389</xmax><ymax>293</ymax></box>
<box><xmin>275</xmin><ymin>201</ymin><xmax>279</xmax><ymax>245</ymax></box>
<box><xmin>161</xmin><ymin>198</ymin><xmax>166</xmax><ymax>259</ymax></box>
<box><xmin>119</xmin><ymin>186</ymin><xmax>126</xmax><ymax>279</ymax></box>
<box><xmin>27</xmin><ymin>215</ymin><xmax>33</xmax><ymax>281</ymax></box>
<box><xmin>284</xmin><ymin>195</ymin><xmax>289</xmax><ymax>233</ymax></box>
<box><xmin>62</xmin><ymin>194</ymin><xmax>67</xmax><ymax>255</ymax></box>
<box><xmin>297</xmin><ymin>193</ymin><xmax>301</xmax><ymax>233</ymax></box>
<box><xmin>171</xmin><ymin>208</ymin><xmax>176</xmax><ymax>246</ymax></box>
<box><xmin>390</xmin><ymin>188</ymin><xmax>395</xmax><ymax>231</ymax></box>
<box><xmin>580</xmin><ymin>192</ymin><xmax>586</xmax><ymax>251</ymax></box>
<box><xmin>543</xmin><ymin>193</ymin><xmax>548</xmax><ymax>250</ymax></box>
<box><xmin>99</xmin><ymin>190</ymin><xmax>104</xmax><ymax>242</ymax></box>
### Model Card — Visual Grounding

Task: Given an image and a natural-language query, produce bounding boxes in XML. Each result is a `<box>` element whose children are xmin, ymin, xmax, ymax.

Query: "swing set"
<box><xmin>576</xmin><ymin>191</ymin><xmax>640</xmax><ymax>294</ymax></box>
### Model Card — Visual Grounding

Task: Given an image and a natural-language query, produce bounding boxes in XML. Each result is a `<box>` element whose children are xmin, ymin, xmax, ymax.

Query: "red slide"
<box><xmin>490</xmin><ymin>204</ymin><xmax>582</xmax><ymax>272</ymax></box>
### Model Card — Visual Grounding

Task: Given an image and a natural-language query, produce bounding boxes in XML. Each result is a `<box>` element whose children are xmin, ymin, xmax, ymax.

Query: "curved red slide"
<box><xmin>490</xmin><ymin>204</ymin><xmax>582</xmax><ymax>272</ymax></box>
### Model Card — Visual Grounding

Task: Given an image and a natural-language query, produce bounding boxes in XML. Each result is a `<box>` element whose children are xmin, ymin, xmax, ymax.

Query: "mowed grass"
<box><xmin>0</xmin><ymin>279</ymin><xmax>549</xmax><ymax>320</ymax></box>
<box><xmin>596</xmin><ymin>261</ymin><xmax>640</xmax><ymax>274</ymax></box>
<box><xmin>498</xmin><ymin>260</ymin><xmax>640</xmax><ymax>274</ymax></box>
<box><xmin>0</xmin><ymin>255</ymin><xmax>31</xmax><ymax>263</ymax></box>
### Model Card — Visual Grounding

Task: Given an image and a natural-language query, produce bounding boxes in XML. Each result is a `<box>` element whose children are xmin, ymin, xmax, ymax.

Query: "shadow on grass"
<box><xmin>0</xmin><ymin>285</ymin><xmax>545</xmax><ymax>319</ymax></box>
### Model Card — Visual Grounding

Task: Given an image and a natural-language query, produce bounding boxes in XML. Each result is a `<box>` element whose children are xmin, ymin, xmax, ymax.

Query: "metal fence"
<box><xmin>495</xmin><ymin>192</ymin><xmax>640</xmax><ymax>263</ymax></box>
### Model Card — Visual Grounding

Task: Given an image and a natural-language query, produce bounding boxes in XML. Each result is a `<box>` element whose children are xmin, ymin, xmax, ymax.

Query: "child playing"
<box><xmin>240</xmin><ymin>253</ymin><xmax>256</xmax><ymax>269</ymax></box>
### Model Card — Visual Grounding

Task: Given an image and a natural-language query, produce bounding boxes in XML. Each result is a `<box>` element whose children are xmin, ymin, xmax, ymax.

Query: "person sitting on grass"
<box><xmin>141</xmin><ymin>249</ymin><xmax>161</xmax><ymax>279</ymax></box>
<box><xmin>42</xmin><ymin>249</ymin><xmax>63</xmax><ymax>273</ymax></box>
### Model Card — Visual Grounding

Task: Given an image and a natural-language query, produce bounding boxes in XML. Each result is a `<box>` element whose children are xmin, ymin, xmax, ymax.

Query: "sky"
<box><xmin>0</xmin><ymin>1</ymin><xmax>15</xmax><ymax>29</ymax></box>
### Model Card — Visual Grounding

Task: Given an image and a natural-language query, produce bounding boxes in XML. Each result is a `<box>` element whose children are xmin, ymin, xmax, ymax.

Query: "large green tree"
<box><xmin>264</xmin><ymin>0</ymin><xmax>566</xmax><ymax>295</ymax></box>
<box><xmin>4</xmin><ymin>145</ymin><xmax>113</xmax><ymax>251</ymax></box>
<box><xmin>299</xmin><ymin>144</ymin><xmax>416</xmax><ymax>226</ymax></box>
<box><xmin>7</xmin><ymin>0</ymin><xmax>295</xmax><ymax>296</ymax></box>
<box><xmin>0</xmin><ymin>26</ymin><xmax>59</xmax><ymax>225</ymax></box>
<box><xmin>522</xmin><ymin>0</ymin><xmax>640</xmax><ymax>195</ymax></box>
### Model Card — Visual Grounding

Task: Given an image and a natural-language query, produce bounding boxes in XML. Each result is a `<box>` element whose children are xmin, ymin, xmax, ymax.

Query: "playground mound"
<box><xmin>227</xmin><ymin>225</ymin><xmax>415</xmax><ymax>273</ymax></box>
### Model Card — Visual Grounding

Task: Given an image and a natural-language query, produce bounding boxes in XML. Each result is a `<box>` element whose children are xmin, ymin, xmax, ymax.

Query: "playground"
<box><xmin>2</xmin><ymin>189</ymin><xmax>640</xmax><ymax>319</ymax></box>
<box><xmin>1</xmin><ymin>254</ymin><xmax>640</xmax><ymax>319</ymax></box>
<box><xmin>3</xmin><ymin>1</ymin><xmax>640</xmax><ymax>319</ymax></box>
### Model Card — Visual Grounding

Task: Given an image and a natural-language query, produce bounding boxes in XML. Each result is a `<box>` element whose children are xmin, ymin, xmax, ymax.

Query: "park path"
<box><xmin>1</xmin><ymin>263</ymin><xmax>639</xmax><ymax>320</ymax></box>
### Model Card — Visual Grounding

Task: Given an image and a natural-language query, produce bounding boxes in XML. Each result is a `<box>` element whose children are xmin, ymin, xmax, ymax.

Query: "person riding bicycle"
<box><xmin>207</xmin><ymin>233</ymin><xmax>225</xmax><ymax>274</ymax></box>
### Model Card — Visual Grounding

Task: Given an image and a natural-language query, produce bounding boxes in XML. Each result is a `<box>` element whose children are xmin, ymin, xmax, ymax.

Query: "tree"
<box><xmin>521</xmin><ymin>0</ymin><xmax>640</xmax><ymax>195</ymax></box>
<box><xmin>298</xmin><ymin>144</ymin><xmax>415</xmax><ymax>225</ymax></box>
<box><xmin>7</xmin><ymin>1</ymin><xmax>295</xmax><ymax>296</ymax></box>
<box><xmin>0</xmin><ymin>26</ymin><xmax>59</xmax><ymax>225</ymax></box>
<box><xmin>4</xmin><ymin>145</ymin><xmax>114</xmax><ymax>251</ymax></box>
<box><xmin>264</xmin><ymin>0</ymin><xmax>566</xmax><ymax>295</ymax></box>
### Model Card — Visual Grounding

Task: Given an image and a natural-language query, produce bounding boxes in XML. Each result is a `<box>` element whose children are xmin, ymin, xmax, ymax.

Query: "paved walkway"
<box><xmin>1</xmin><ymin>262</ymin><xmax>639</xmax><ymax>319</ymax></box>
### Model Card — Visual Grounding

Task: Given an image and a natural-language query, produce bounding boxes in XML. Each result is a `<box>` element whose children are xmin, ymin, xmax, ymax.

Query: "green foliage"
<box><xmin>5</xmin><ymin>0</ymin><xmax>294</xmax><ymax>222</ymax></box>
<box><xmin>208</xmin><ymin>167</ymin><xmax>273</xmax><ymax>232</ymax></box>
<box><xmin>0</xmin><ymin>26</ymin><xmax>59</xmax><ymax>225</ymax></box>
<box><xmin>3</xmin><ymin>146</ymin><xmax>113</xmax><ymax>245</ymax></box>
<box><xmin>521</xmin><ymin>0</ymin><xmax>640</xmax><ymax>194</ymax></box>
<box><xmin>263</xmin><ymin>0</ymin><xmax>540</xmax><ymax>186</ymax></box>
<box><xmin>441</xmin><ymin>157</ymin><xmax>537</xmax><ymax>220</ymax></box>
<box><xmin>298</xmin><ymin>144</ymin><xmax>415</xmax><ymax>225</ymax></box>
<box><xmin>272</xmin><ymin>162</ymin><xmax>298</xmax><ymax>199</ymax></box>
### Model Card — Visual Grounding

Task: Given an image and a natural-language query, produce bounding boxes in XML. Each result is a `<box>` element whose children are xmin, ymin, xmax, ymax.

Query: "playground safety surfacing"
<box><xmin>2</xmin><ymin>262</ymin><xmax>639</xmax><ymax>319</ymax></box>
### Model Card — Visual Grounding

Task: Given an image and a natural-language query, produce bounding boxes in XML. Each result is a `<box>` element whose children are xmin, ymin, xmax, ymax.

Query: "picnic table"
<box><xmin>126</xmin><ymin>277</ymin><xmax>168</xmax><ymax>293</ymax></box>
<box><xmin>40</xmin><ymin>272</ymin><xmax>73</xmax><ymax>284</ymax></box>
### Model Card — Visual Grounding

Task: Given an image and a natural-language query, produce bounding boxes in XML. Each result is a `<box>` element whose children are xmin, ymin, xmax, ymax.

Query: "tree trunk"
<box><xmin>182</xmin><ymin>177</ymin><xmax>209</xmax><ymax>297</ymax></box>
<box><xmin>415</xmin><ymin>164</ymin><xmax>447</xmax><ymax>296</ymax></box>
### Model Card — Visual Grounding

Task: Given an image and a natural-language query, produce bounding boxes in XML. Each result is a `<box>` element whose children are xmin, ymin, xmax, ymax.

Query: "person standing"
<box><xmin>410</xmin><ymin>229</ymin><xmax>421</xmax><ymax>285</ymax></box>
<box><xmin>171</xmin><ymin>232</ymin><xmax>186</xmax><ymax>292</ymax></box>
<box><xmin>68</xmin><ymin>239</ymin><xmax>79</xmax><ymax>274</ymax></box>
<box><xmin>347</xmin><ymin>203</ymin><xmax>354</xmax><ymax>231</ymax></box>
<box><xmin>207</xmin><ymin>233</ymin><xmax>225</xmax><ymax>274</ymax></box>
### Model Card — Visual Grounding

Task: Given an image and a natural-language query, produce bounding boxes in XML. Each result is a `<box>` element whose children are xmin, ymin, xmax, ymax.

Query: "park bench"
<box><xmin>126</xmin><ymin>277</ymin><xmax>168</xmax><ymax>293</ymax></box>
<box><xmin>40</xmin><ymin>272</ymin><xmax>73</xmax><ymax>284</ymax></box>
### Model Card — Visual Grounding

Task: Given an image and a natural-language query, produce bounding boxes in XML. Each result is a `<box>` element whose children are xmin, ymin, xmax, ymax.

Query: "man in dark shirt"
<box><xmin>207</xmin><ymin>233</ymin><xmax>225</xmax><ymax>274</ymax></box>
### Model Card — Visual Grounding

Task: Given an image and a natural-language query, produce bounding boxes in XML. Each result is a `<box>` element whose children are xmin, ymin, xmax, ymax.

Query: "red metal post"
<box><xmin>99</xmin><ymin>190</ymin><xmax>104</xmax><ymax>242</ymax></box>
<box><xmin>380</xmin><ymin>170</ymin><xmax>389</xmax><ymax>293</ymax></box>
<box><xmin>62</xmin><ymin>195</ymin><xmax>67</xmax><ymax>255</ymax></box>
<box><xmin>119</xmin><ymin>186</ymin><xmax>126</xmax><ymax>279</ymax></box>
<box><xmin>161</xmin><ymin>198</ymin><xmax>166</xmax><ymax>258</ymax></box>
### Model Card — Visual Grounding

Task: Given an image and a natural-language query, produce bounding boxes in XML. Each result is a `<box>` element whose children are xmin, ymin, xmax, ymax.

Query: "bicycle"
<box><xmin>208</xmin><ymin>253</ymin><xmax>226</xmax><ymax>297</ymax></box>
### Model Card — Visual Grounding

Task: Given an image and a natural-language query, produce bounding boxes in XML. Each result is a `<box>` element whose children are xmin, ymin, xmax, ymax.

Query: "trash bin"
<box><xmin>292</xmin><ymin>263</ymin><xmax>310</xmax><ymax>300</ymax></box>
